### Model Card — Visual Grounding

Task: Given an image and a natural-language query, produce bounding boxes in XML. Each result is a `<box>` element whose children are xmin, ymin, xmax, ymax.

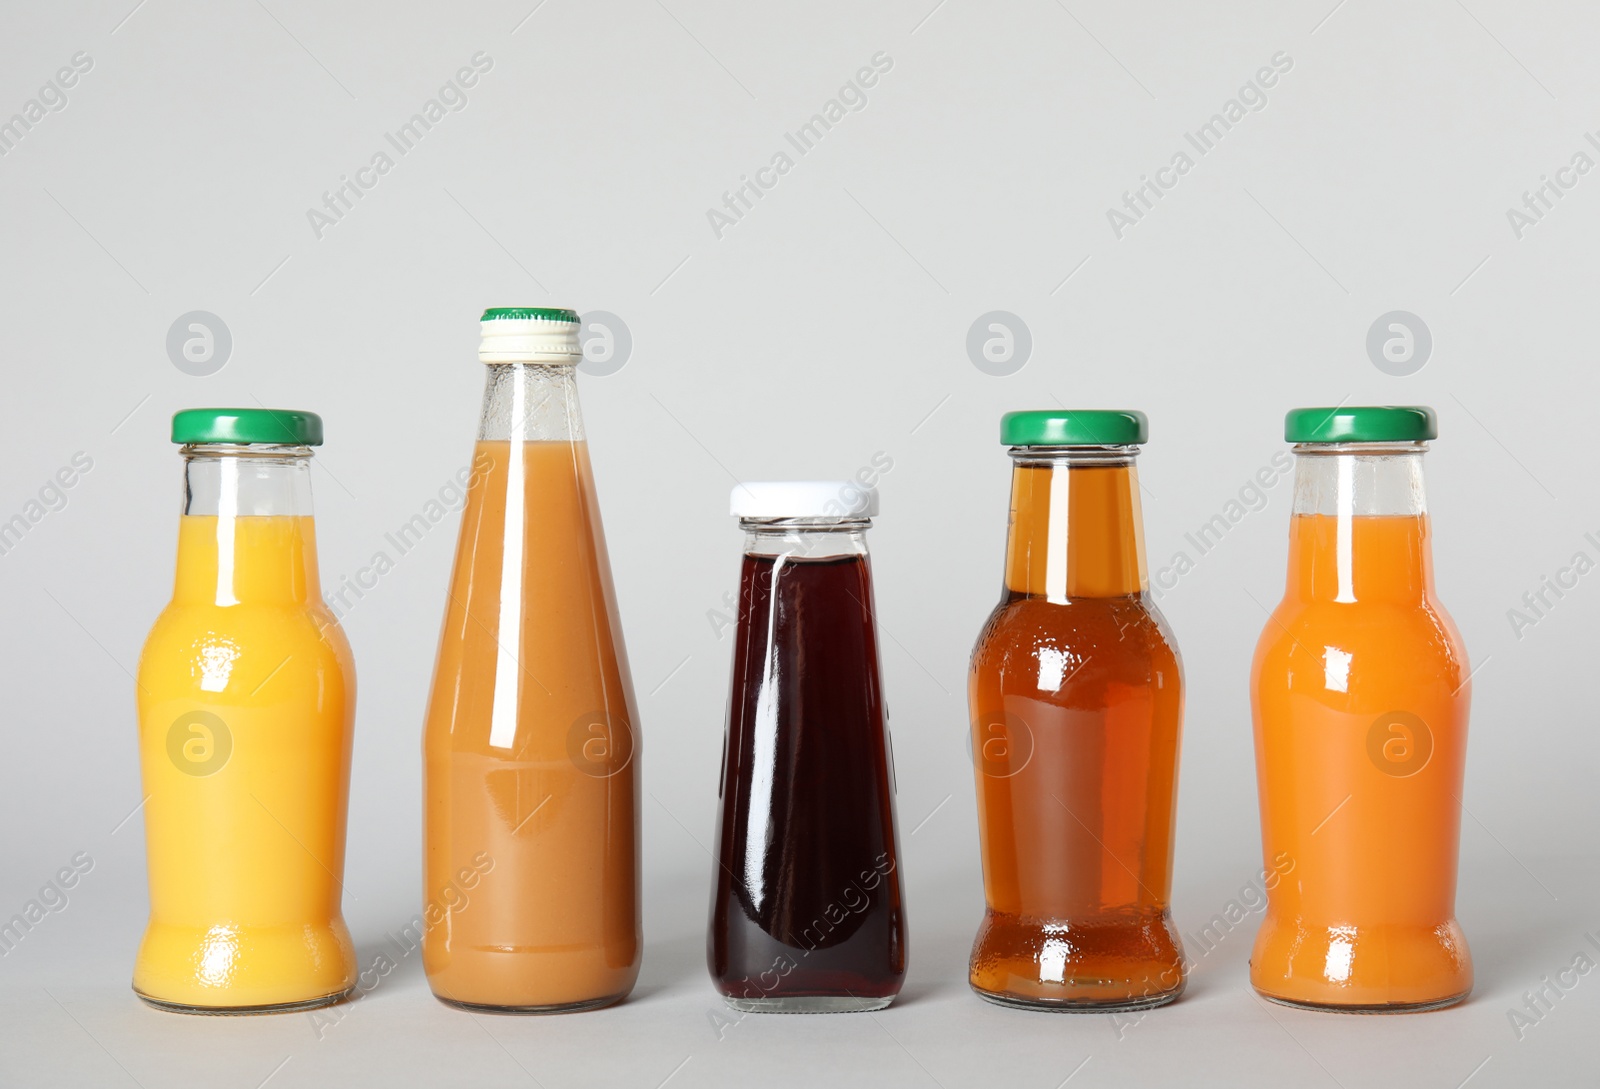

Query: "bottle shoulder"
<box><xmin>1251</xmin><ymin>596</ymin><xmax>1469</xmax><ymax>694</ymax></box>
<box><xmin>138</xmin><ymin>601</ymin><xmax>354</xmax><ymax>699</ymax></box>
<box><xmin>1255</xmin><ymin>595</ymin><xmax>1466</xmax><ymax>650</ymax></box>
<box><xmin>971</xmin><ymin>594</ymin><xmax>1181</xmax><ymax>677</ymax></box>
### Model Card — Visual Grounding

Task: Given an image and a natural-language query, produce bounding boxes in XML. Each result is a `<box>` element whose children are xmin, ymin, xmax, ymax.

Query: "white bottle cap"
<box><xmin>729</xmin><ymin>481</ymin><xmax>879</xmax><ymax>519</ymax></box>
<box><xmin>478</xmin><ymin>307</ymin><xmax>582</xmax><ymax>364</ymax></box>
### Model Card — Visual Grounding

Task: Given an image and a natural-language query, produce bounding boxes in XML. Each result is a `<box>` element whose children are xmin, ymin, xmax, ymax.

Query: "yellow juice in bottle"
<box><xmin>135</xmin><ymin>412</ymin><xmax>356</xmax><ymax>1013</ymax></box>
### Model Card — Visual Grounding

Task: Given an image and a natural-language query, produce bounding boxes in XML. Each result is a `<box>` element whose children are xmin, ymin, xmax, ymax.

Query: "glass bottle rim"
<box><xmin>738</xmin><ymin>516</ymin><xmax>872</xmax><ymax>532</ymax></box>
<box><xmin>1008</xmin><ymin>443</ymin><xmax>1140</xmax><ymax>466</ymax></box>
<box><xmin>179</xmin><ymin>442</ymin><xmax>315</xmax><ymax>459</ymax></box>
<box><xmin>1291</xmin><ymin>440</ymin><xmax>1428</xmax><ymax>456</ymax></box>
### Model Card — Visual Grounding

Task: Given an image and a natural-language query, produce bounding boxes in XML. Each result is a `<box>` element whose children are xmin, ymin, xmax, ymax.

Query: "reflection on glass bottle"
<box><xmin>709</xmin><ymin>481</ymin><xmax>907</xmax><ymax>1013</ymax></box>
<box><xmin>1250</xmin><ymin>406</ymin><xmax>1472</xmax><ymax>1012</ymax></box>
<box><xmin>422</xmin><ymin>308</ymin><xmax>641</xmax><ymax>1013</ymax></box>
<box><xmin>968</xmin><ymin>411</ymin><xmax>1186</xmax><ymax>1012</ymax></box>
<box><xmin>135</xmin><ymin>409</ymin><xmax>356</xmax><ymax>1014</ymax></box>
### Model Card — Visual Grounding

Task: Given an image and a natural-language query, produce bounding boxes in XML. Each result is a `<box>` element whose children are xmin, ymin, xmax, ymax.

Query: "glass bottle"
<box><xmin>135</xmin><ymin>408</ymin><xmax>356</xmax><ymax>1013</ymax></box>
<box><xmin>709</xmin><ymin>482</ymin><xmax>907</xmax><ymax>1012</ymax></box>
<box><xmin>1250</xmin><ymin>406</ymin><xmax>1472</xmax><ymax>1011</ymax></box>
<box><xmin>422</xmin><ymin>307</ymin><xmax>641</xmax><ymax>1012</ymax></box>
<box><xmin>968</xmin><ymin>410</ymin><xmax>1186</xmax><ymax>1011</ymax></box>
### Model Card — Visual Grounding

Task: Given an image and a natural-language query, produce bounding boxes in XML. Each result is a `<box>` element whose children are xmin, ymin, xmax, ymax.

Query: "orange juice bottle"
<box><xmin>1250</xmin><ymin>406</ymin><xmax>1472</xmax><ymax>1011</ymax></box>
<box><xmin>968</xmin><ymin>410</ymin><xmax>1186</xmax><ymax>1011</ymax></box>
<box><xmin>135</xmin><ymin>409</ymin><xmax>357</xmax><ymax>1013</ymax></box>
<box><xmin>422</xmin><ymin>308</ymin><xmax>641</xmax><ymax>1012</ymax></box>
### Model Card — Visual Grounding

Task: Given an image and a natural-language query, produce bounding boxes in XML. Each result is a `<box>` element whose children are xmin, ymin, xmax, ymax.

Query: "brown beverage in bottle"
<box><xmin>968</xmin><ymin>411</ymin><xmax>1185</xmax><ymax>1011</ymax></box>
<box><xmin>422</xmin><ymin>310</ymin><xmax>640</xmax><ymax>1012</ymax></box>
<box><xmin>708</xmin><ymin>481</ymin><xmax>907</xmax><ymax>1013</ymax></box>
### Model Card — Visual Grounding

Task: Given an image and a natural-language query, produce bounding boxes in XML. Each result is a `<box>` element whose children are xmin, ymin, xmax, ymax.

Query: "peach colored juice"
<box><xmin>422</xmin><ymin>440</ymin><xmax>640</xmax><ymax>1011</ymax></box>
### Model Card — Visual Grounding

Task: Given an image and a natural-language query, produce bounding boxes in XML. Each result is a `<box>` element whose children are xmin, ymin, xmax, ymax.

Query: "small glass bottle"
<box><xmin>135</xmin><ymin>409</ymin><xmax>357</xmax><ymax>1014</ymax></box>
<box><xmin>968</xmin><ymin>410</ymin><xmax>1186</xmax><ymax>1012</ymax></box>
<box><xmin>1250</xmin><ymin>406</ymin><xmax>1472</xmax><ymax>1011</ymax></box>
<box><xmin>422</xmin><ymin>307</ymin><xmax>641</xmax><ymax>1013</ymax></box>
<box><xmin>708</xmin><ymin>481</ymin><xmax>907</xmax><ymax>1012</ymax></box>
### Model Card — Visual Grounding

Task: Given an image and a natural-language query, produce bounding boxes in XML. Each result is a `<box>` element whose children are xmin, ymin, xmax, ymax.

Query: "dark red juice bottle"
<box><xmin>708</xmin><ymin>481</ymin><xmax>907</xmax><ymax>1013</ymax></box>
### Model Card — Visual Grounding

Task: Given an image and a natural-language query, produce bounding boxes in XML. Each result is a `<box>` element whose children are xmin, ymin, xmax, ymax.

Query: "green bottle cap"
<box><xmin>1001</xmin><ymin>409</ymin><xmax>1148</xmax><ymax>447</ymax></box>
<box><xmin>171</xmin><ymin>408</ymin><xmax>324</xmax><ymax>446</ymax></box>
<box><xmin>1285</xmin><ymin>406</ymin><xmax>1436</xmax><ymax>444</ymax></box>
<box><xmin>481</xmin><ymin>307</ymin><xmax>579</xmax><ymax>323</ymax></box>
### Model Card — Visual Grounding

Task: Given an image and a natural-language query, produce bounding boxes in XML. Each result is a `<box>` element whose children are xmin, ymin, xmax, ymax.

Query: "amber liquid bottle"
<box><xmin>968</xmin><ymin>411</ymin><xmax>1185</xmax><ymax>1011</ymax></box>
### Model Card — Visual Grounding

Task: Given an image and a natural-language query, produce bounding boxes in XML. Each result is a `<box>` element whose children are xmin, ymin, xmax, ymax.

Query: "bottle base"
<box><xmin>968</xmin><ymin>909</ymin><xmax>1187</xmax><ymax>1013</ymax></box>
<box><xmin>1254</xmin><ymin>988</ymin><xmax>1470</xmax><ymax>1014</ymax></box>
<box><xmin>433</xmin><ymin>992</ymin><xmax>627</xmax><ymax>1015</ymax></box>
<box><xmin>1248</xmin><ymin>916</ymin><xmax>1473</xmax><ymax>1014</ymax></box>
<box><xmin>134</xmin><ymin>987</ymin><xmax>352</xmax><ymax>1016</ymax></box>
<box><xmin>721</xmin><ymin>994</ymin><xmax>894</xmax><ymax>1014</ymax></box>
<box><xmin>970</xmin><ymin>983</ymin><xmax>1180</xmax><ymax>1014</ymax></box>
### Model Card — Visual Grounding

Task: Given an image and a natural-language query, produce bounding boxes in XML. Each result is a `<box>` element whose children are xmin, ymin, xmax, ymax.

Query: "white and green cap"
<box><xmin>479</xmin><ymin>307</ymin><xmax>581</xmax><ymax>364</ymax></box>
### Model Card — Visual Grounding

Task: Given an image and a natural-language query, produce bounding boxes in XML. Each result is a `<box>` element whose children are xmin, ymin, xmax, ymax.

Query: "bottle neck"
<box><xmin>174</xmin><ymin>445</ymin><xmax>319</xmax><ymax>605</ymax></box>
<box><xmin>479</xmin><ymin>363</ymin><xmax>584</xmax><ymax>443</ymax></box>
<box><xmin>1285</xmin><ymin>443</ymin><xmax>1432</xmax><ymax>604</ymax></box>
<box><xmin>740</xmin><ymin>518</ymin><xmax>871</xmax><ymax>560</ymax></box>
<box><xmin>1002</xmin><ymin>447</ymin><xmax>1146</xmax><ymax>600</ymax></box>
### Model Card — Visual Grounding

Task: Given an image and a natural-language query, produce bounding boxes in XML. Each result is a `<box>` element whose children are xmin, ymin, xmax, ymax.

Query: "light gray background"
<box><xmin>1</xmin><ymin>1</ymin><xmax>1596</xmax><ymax>1086</ymax></box>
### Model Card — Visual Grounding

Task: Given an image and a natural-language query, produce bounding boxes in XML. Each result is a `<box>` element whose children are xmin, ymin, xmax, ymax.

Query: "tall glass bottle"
<box><xmin>135</xmin><ymin>409</ymin><xmax>356</xmax><ymax>1013</ymax></box>
<box><xmin>709</xmin><ymin>482</ymin><xmax>907</xmax><ymax>1012</ymax></box>
<box><xmin>1250</xmin><ymin>406</ymin><xmax>1472</xmax><ymax>1011</ymax></box>
<box><xmin>968</xmin><ymin>410</ymin><xmax>1185</xmax><ymax>1011</ymax></box>
<box><xmin>422</xmin><ymin>307</ymin><xmax>641</xmax><ymax>1012</ymax></box>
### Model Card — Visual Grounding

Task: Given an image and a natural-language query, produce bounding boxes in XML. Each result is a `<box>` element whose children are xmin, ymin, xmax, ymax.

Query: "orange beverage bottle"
<box><xmin>968</xmin><ymin>411</ymin><xmax>1186</xmax><ymax>1011</ymax></box>
<box><xmin>1250</xmin><ymin>406</ymin><xmax>1472</xmax><ymax>1011</ymax></box>
<box><xmin>422</xmin><ymin>308</ymin><xmax>641</xmax><ymax>1012</ymax></box>
<box><xmin>135</xmin><ymin>409</ymin><xmax>357</xmax><ymax>1013</ymax></box>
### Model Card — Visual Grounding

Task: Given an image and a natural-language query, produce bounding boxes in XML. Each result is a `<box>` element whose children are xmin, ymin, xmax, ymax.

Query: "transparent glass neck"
<box><xmin>478</xmin><ymin>363</ymin><xmax>585</xmax><ymax>443</ymax></box>
<box><xmin>1290</xmin><ymin>442</ymin><xmax>1428</xmax><ymax>517</ymax></box>
<box><xmin>181</xmin><ymin>444</ymin><xmax>315</xmax><ymax>516</ymax></box>
<box><xmin>1003</xmin><ymin>445</ymin><xmax>1146</xmax><ymax>601</ymax></box>
<box><xmin>739</xmin><ymin>518</ymin><xmax>871</xmax><ymax>560</ymax></box>
<box><xmin>175</xmin><ymin>445</ymin><xmax>319</xmax><ymax>606</ymax></box>
<box><xmin>1285</xmin><ymin>442</ymin><xmax>1433</xmax><ymax>604</ymax></box>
